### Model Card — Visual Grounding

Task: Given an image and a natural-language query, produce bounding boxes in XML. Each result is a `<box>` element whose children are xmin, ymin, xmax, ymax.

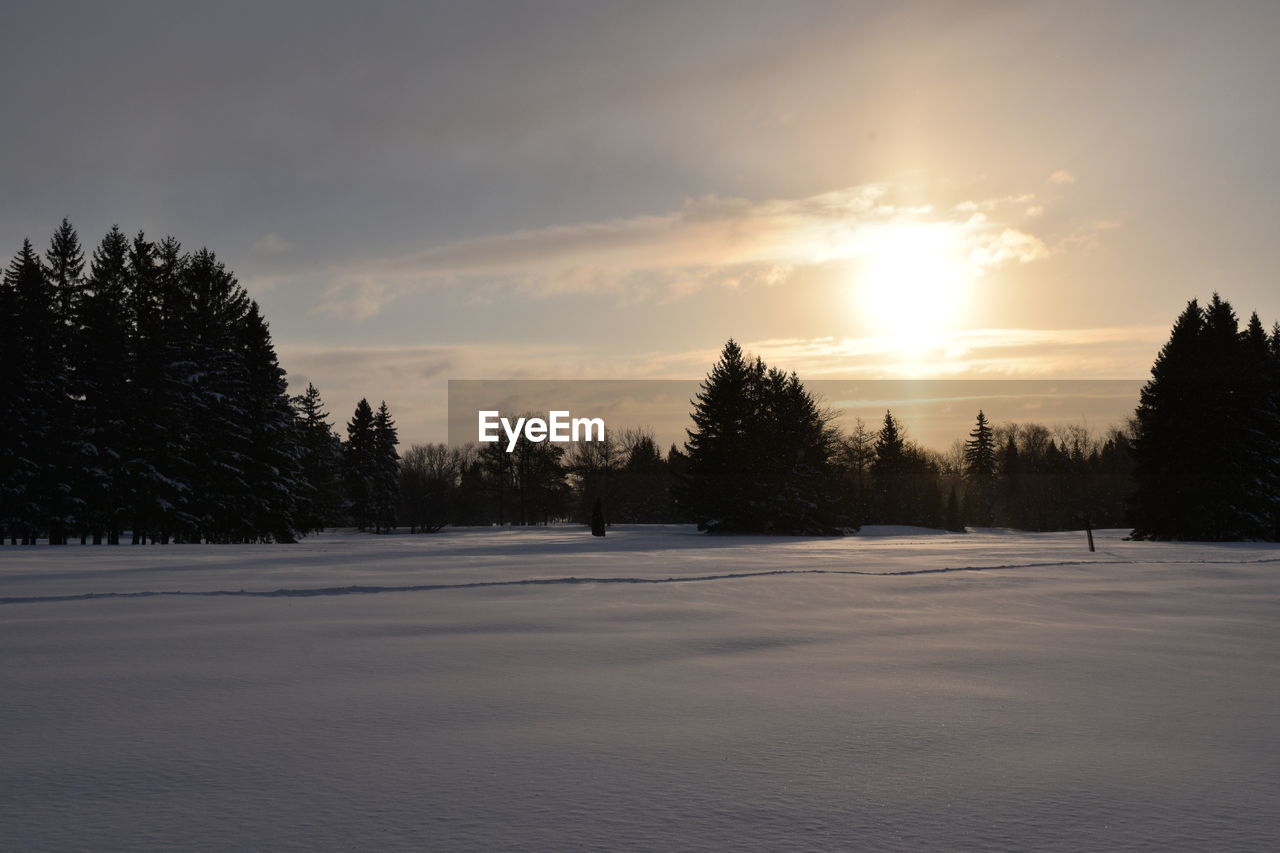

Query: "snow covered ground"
<box><xmin>2</xmin><ymin>525</ymin><xmax>1278</xmax><ymax>851</ymax></box>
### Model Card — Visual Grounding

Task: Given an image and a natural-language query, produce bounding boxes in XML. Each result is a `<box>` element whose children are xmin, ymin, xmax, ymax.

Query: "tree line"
<box><xmin>393</xmin><ymin>341</ymin><xmax>1138</xmax><ymax>536</ymax></box>
<box><xmin>5</xmin><ymin>218</ymin><xmax>1276</xmax><ymax>543</ymax></box>
<box><xmin>0</xmin><ymin>220</ymin><xmax>397</xmax><ymax>544</ymax></box>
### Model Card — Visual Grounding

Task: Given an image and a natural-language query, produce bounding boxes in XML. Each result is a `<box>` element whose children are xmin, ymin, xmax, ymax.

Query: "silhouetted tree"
<box><xmin>963</xmin><ymin>410</ymin><xmax>996</xmax><ymax>526</ymax></box>
<box><xmin>372</xmin><ymin>401</ymin><xmax>400</xmax><ymax>532</ymax></box>
<box><xmin>345</xmin><ymin>398</ymin><xmax>377</xmax><ymax>531</ymax></box>
<box><xmin>684</xmin><ymin>340</ymin><xmax>844</xmax><ymax>533</ymax></box>
<box><xmin>1131</xmin><ymin>295</ymin><xmax>1278</xmax><ymax>540</ymax></box>
<box><xmin>292</xmin><ymin>383</ymin><xmax>345</xmax><ymax>534</ymax></box>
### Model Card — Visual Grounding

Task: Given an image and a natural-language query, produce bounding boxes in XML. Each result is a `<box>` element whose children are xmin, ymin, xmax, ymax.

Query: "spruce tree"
<box><xmin>871</xmin><ymin>411</ymin><xmax>906</xmax><ymax>524</ymax></box>
<box><xmin>0</xmin><ymin>249</ymin><xmax>30</xmax><ymax>542</ymax></box>
<box><xmin>963</xmin><ymin>410</ymin><xmax>997</xmax><ymax>526</ymax></box>
<box><xmin>292</xmin><ymin>383</ymin><xmax>345</xmax><ymax>534</ymax></box>
<box><xmin>1130</xmin><ymin>295</ymin><xmax>1278</xmax><ymax>540</ymax></box>
<box><xmin>239</xmin><ymin>302</ymin><xmax>301</xmax><ymax>542</ymax></box>
<box><xmin>6</xmin><ymin>240</ymin><xmax>60</xmax><ymax>543</ymax></box>
<box><xmin>684</xmin><ymin>340</ymin><xmax>842</xmax><ymax>533</ymax></box>
<box><xmin>182</xmin><ymin>248</ymin><xmax>252</xmax><ymax>541</ymax></box>
<box><xmin>121</xmin><ymin>231</ymin><xmax>170</xmax><ymax>543</ymax></box>
<box><xmin>76</xmin><ymin>227</ymin><xmax>135</xmax><ymax>543</ymax></box>
<box><xmin>145</xmin><ymin>236</ymin><xmax>196</xmax><ymax>542</ymax></box>
<box><xmin>43</xmin><ymin>220</ymin><xmax>84</xmax><ymax>543</ymax></box>
<box><xmin>345</xmin><ymin>398</ymin><xmax>377</xmax><ymax>530</ymax></box>
<box><xmin>683</xmin><ymin>339</ymin><xmax>756</xmax><ymax>530</ymax></box>
<box><xmin>372</xmin><ymin>401</ymin><xmax>400</xmax><ymax>533</ymax></box>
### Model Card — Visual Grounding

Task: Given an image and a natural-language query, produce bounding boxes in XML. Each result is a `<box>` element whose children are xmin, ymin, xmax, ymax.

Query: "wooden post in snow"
<box><xmin>1084</xmin><ymin>516</ymin><xmax>1095</xmax><ymax>552</ymax></box>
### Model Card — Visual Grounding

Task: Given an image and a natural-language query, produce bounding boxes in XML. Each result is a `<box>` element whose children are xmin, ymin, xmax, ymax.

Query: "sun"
<box><xmin>855</xmin><ymin>223</ymin><xmax>974</xmax><ymax>353</ymax></box>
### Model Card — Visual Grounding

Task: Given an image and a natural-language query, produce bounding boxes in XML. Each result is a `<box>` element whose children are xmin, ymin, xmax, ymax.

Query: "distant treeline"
<box><xmin>400</xmin><ymin>342</ymin><xmax>1135</xmax><ymax>535</ymax></box>
<box><xmin>5</xmin><ymin>220</ymin><xmax>1278</xmax><ymax>543</ymax></box>
<box><xmin>398</xmin><ymin>300</ymin><xmax>1280</xmax><ymax>541</ymax></box>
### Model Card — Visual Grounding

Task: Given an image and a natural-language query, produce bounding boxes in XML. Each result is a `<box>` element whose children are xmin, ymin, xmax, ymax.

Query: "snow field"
<box><xmin>2</xmin><ymin>526</ymin><xmax>1278</xmax><ymax>851</ymax></box>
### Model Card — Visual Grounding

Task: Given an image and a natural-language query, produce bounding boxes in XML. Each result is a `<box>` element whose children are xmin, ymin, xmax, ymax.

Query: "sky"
<box><xmin>3</xmin><ymin>1</ymin><xmax>1279</xmax><ymax>445</ymax></box>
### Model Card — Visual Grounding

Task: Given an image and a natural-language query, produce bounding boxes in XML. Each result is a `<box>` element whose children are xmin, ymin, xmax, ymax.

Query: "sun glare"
<box><xmin>855</xmin><ymin>224</ymin><xmax>973</xmax><ymax>354</ymax></box>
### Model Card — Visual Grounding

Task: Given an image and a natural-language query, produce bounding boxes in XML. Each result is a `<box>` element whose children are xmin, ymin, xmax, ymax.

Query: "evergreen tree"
<box><xmin>239</xmin><ymin>302</ymin><xmax>301</xmax><ymax>541</ymax></box>
<box><xmin>43</xmin><ymin>219</ymin><xmax>84</xmax><ymax>543</ymax></box>
<box><xmin>345</xmin><ymin>398</ymin><xmax>377</xmax><ymax>530</ymax></box>
<box><xmin>292</xmin><ymin>383</ymin><xmax>345</xmax><ymax>534</ymax></box>
<box><xmin>871</xmin><ymin>411</ymin><xmax>907</xmax><ymax>523</ymax></box>
<box><xmin>182</xmin><ymin>248</ymin><xmax>252</xmax><ymax>541</ymax></box>
<box><xmin>147</xmin><ymin>236</ymin><xmax>197</xmax><ymax>541</ymax></box>
<box><xmin>121</xmin><ymin>231</ymin><xmax>173</xmax><ymax>543</ymax></box>
<box><xmin>46</xmin><ymin>218</ymin><xmax>86</xmax><ymax>325</ymax></box>
<box><xmin>963</xmin><ymin>410</ymin><xmax>997</xmax><ymax>526</ymax></box>
<box><xmin>683</xmin><ymin>339</ymin><xmax>756</xmax><ymax>530</ymax></box>
<box><xmin>683</xmin><ymin>340</ymin><xmax>843</xmax><ymax>533</ymax></box>
<box><xmin>76</xmin><ymin>227</ymin><xmax>135</xmax><ymax>543</ymax></box>
<box><xmin>1130</xmin><ymin>295</ymin><xmax>1277</xmax><ymax>540</ymax></box>
<box><xmin>6</xmin><ymin>240</ymin><xmax>60</xmax><ymax>543</ymax></box>
<box><xmin>371</xmin><ymin>401</ymin><xmax>400</xmax><ymax>533</ymax></box>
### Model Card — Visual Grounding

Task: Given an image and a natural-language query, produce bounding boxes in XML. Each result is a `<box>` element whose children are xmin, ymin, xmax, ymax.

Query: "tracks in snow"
<box><xmin>4</xmin><ymin>556</ymin><xmax>1280</xmax><ymax>606</ymax></box>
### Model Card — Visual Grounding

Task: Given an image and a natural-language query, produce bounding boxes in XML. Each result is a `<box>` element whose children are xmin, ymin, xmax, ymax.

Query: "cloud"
<box><xmin>278</xmin><ymin>325</ymin><xmax>1166</xmax><ymax>446</ymax></box>
<box><xmin>252</xmin><ymin>232</ymin><xmax>294</xmax><ymax>255</ymax></box>
<box><xmin>1049</xmin><ymin>169</ymin><xmax>1077</xmax><ymax>184</ymax></box>
<box><xmin>315</xmin><ymin>183</ymin><xmax>1059</xmax><ymax>318</ymax></box>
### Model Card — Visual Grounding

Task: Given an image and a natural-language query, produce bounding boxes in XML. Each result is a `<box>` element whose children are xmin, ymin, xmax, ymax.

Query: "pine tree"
<box><xmin>683</xmin><ymin>339</ymin><xmax>756</xmax><ymax>530</ymax></box>
<box><xmin>292</xmin><ymin>383</ymin><xmax>345</xmax><ymax>534</ymax></box>
<box><xmin>1238</xmin><ymin>312</ymin><xmax>1280</xmax><ymax>538</ymax></box>
<box><xmin>6</xmin><ymin>240</ymin><xmax>60</xmax><ymax>543</ymax></box>
<box><xmin>76</xmin><ymin>227</ymin><xmax>135</xmax><ymax>543</ymax></box>
<box><xmin>963</xmin><ymin>410</ymin><xmax>996</xmax><ymax>526</ymax></box>
<box><xmin>147</xmin><ymin>236</ymin><xmax>197</xmax><ymax>542</ymax></box>
<box><xmin>683</xmin><ymin>340</ymin><xmax>842</xmax><ymax>533</ymax></box>
<box><xmin>371</xmin><ymin>401</ymin><xmax>400</xmax><ymax>533</ymax></box>
<box><xmin>182</xmin><ymin>248</ymin><xmax>252</xmax><ymax>541</ymax></box>
<box><xmin>43</xmin><ymin>220</ymin><xmax>84</xmax><ymax>543</ymax></box>
<box><xmin>121</xmin><ymin>231</ymin><xmax>171</xmax><ymax>543</ymax></box>
<box><xmin>871</xmin><ymin>411</ymin><xmax>906</xmax><ymax>523</ymax></box>
<box><xmin>1130</xmin><ymin>295</ymin><xmax>1277</xmax><ymax>540</ymax></box>
<box><xmin>46</xmin><ymin>218</ymin><xmax>86</xmax><ymax>325</ymax></box>
<box><xmin>345</xmin><ymin>398</ymin><xmax>377</xmax><ymax>530</ymax></box>
<box><xmin>239</xmin><ymin>302</ymin><xmax>301</xmax><ymax>542</ymax></box>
